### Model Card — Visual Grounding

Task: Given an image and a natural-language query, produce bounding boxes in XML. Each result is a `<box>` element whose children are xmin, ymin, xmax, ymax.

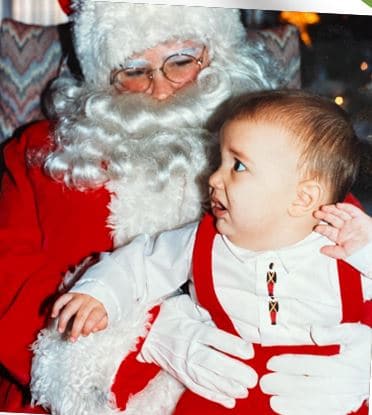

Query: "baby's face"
<box><xmin>209</xmin><ymin>119</ymin><xmax>302</xmax><ymax>250</ymax></box>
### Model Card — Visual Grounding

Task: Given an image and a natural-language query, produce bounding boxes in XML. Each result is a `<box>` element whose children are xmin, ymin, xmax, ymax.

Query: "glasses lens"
<box><xmin>164</xmin><ymin>54</ymin><xmax>201</xmax><ymax>83</ymax></box>
<box><xmin>112</xmin><ymin>67</ymin><xmax>151</xmax><ymax>92</ymax></box>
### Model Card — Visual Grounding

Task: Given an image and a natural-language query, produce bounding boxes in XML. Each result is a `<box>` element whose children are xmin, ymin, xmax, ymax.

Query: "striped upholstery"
<box><xmin>0</xmin><ymin>19</ymin><xmax>300</xmax><ymax>144</ymax></box>
<box><xmin>248</xmin><ymin>24</ymin><xmax>301</xmax><ymax>89</ymax></box>
<box><xmin>0</xmin><ymin>19</ymin><xmax>67</xmax><ymax>143</ymax></box>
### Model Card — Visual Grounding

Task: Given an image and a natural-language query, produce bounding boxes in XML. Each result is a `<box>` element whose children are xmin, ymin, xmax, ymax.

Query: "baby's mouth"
<box><xmin>211</xmin><ymin>199</ymin><xmax>227</xmax><ymax>214</ymax></box>
<box><xmin>216</xmin><ymin>201</ymin><xmax>226</xmax><ymax>210</ymax></box>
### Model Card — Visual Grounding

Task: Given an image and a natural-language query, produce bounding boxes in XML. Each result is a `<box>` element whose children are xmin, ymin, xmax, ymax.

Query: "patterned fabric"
<box><xmin>0</xmin><ymin>19</ymin><xmax>67</xmax><ymax>144</ymax></box>
<box><xmin>248</xmin><ymin>24</ymin><xmax>301</xmax><ymax>88</ymax></box>
<box><xmin>0</xmin><ymin>19</ymin><xmax>300</xmax><ymax>144</ymax></box>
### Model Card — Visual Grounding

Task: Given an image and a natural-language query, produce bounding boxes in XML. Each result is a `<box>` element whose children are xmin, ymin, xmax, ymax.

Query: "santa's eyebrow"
<box><xmin>124</xmin><ymin>47</ymin><xmax>203</xmax><ymax>68</ymax></box>
<box><xmin>123</xmin><ymin>59</ymin><xmax>150</xmax><ymax>68</ymax></box>
<box><xmin>168</xmin><ymin>47</ymin><xmax>201</xmax><ymax>56</ymax></box>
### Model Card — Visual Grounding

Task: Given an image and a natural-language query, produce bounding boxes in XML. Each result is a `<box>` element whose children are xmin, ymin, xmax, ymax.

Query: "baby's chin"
<box><xmin>214</xmin><ymin>216</ymin><xmax>230</xmax><ymax>235</ymax></box>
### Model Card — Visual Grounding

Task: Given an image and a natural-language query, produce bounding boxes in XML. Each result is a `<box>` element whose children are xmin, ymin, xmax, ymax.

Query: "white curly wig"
<box><xmin>44</xmin><ymin>1</ymin><xmax>275</xmax><ymax>190</ymax></box>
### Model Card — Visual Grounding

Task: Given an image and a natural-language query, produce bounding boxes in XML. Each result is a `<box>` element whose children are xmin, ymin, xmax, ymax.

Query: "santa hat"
<box><xmin>58</xmin><ymin>0</ymin><xmax>73</xmax><ymax>15</ymax></box>
<box><xmin>58</xmin><ymin>0</ymin><xmax>246</xmax><ymax>85</ymax></box>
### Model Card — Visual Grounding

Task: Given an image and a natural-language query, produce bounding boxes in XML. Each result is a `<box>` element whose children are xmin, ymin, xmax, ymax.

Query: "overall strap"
<box><xmin>337</xmin><ymin>260</ymin><xmax>364</xmax><ymax>323</ymax></box>
<box><xmin>340</xmin><ymin>193</ymin><xmax>371</xmax><ymax>326</ymax></box>
<box><xmin>192</xmin><ymin>213</ymin><xmax>239</xmax><ymax>336</ymax></box>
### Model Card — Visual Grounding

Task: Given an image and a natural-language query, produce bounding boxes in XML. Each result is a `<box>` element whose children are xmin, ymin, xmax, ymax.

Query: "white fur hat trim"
<box><xmin>71</xmin><ymin>1</ymin><xmax>246</xmax><ymax>85</ymax></box>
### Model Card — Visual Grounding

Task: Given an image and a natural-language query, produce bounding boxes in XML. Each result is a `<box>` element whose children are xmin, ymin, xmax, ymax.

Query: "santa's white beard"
<box><xmin>102</xmin><ymin>106</ymin><xmax>217</xmax><ymax>244</ymax></box>
<box><xmin>44</xmin><ymin>67</ymin><xmax>241</xmax><ymax>243</ymax></box>
<box><xmin>43</xmin><ymin>28</ymin><xmax>276</xmax><ymax>190</ymax></box>
<box><xmin>44</xmin><ymin>67</ymin><xmax>232</xmax><ymax>190</ymax></box>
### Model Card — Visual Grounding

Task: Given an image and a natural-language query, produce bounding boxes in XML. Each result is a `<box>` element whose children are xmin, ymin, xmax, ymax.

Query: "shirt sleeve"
<box><xmin>72</xmin><ymin>222</ymin><xmax>198</xmax><ymax>322</ymax></box>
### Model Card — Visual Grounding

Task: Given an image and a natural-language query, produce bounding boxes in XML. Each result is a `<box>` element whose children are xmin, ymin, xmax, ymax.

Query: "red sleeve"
<box><xmin>0</xmin><ymin>122</ymin><xmax>59</xmax><ymax>385</ymax></box>
<box><xmin>343</xmin><ymin>193</ymin><xmax>363</xmax><ymax>209</ymax></box>
<box><xmin>0</xmin><ymin>121</ymin><xmax>112</xmax><ymax>385</ymax></box>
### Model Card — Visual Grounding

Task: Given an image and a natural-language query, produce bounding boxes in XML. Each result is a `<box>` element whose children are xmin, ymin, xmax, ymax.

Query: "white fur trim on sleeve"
<box><xmin>31</xmin><ymin>303</ymin><xmax>184</xmax><ymax>414</ymax></box>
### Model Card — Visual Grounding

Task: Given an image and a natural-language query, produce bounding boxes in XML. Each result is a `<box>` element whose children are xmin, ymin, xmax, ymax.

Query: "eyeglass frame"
<box><xmin>109</xmin><ymin>45</ymin><xmax>206</xmax><ymax>91</ymax></box>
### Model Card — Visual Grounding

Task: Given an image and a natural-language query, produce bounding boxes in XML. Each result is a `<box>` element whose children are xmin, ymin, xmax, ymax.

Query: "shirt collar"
<box><xmin>221</xmin><ymin>231</ymin><xmax>329</xmax><ymax>267</ymax></box>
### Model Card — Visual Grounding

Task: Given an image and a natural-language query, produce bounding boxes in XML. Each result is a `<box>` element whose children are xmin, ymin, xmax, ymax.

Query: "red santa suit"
<box><xmin>0</xmin><ymin>119</ymin><xmax>205</xmax><ymax>412</ymax></box>
<box><xmin>0</xmin><ymin>122</ymin><xmax>112</xmax><ymax>412</ymax></box>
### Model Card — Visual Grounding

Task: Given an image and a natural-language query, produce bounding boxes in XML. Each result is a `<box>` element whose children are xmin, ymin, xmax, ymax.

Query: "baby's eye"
<box><xmin>233</xmin><ymin>159</ymin><xmax>246</xmax><ymax>172</ymax></box>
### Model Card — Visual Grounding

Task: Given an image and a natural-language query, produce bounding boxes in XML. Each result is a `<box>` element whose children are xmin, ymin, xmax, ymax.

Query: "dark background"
<box><xmin>242</xmin><ymin>10</ymin><xmax>372</xmax><ymax>212</ymax></box>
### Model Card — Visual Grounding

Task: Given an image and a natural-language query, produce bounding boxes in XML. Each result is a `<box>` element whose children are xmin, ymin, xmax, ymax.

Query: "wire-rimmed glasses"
<box><xmin>110</xmin><ymin>46</ymin><xmax>205</xmax><ymax>93</ymax></box>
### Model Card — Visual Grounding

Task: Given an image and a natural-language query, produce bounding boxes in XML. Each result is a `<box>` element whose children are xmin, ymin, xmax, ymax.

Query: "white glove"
<box><xmin>260</xmin><ymin>323</ymin><xmax>371</xmax><ymax>415</ymax></box>
<box><xmin>138</xmin><ymin>294</ymin><xmax>258</xmax><ymax>408</ymax></box>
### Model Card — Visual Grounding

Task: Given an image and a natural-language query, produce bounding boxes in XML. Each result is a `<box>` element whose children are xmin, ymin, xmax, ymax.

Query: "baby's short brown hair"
<box><xmin>223</xmin><ymin>90</ymin><xmax>361</xmax><ymax>203</ymax></box>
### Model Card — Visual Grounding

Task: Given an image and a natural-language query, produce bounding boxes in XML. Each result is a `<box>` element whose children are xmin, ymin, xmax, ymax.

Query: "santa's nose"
<box><xmin>147</xmin><ymin>72</ymin><xmax>176</xmax><ymax>101</ymax></box>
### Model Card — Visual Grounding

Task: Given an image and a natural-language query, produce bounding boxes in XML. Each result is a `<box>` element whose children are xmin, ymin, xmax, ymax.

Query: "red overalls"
<box><xmin>174</xmin><ymin>213</ymin><xmax>369</xmax><ymax>414</ymax></box>
<box><xmin>111</xmin><ymin>212</ymin><xmax>370</xmax><ymax>414</ymax></box>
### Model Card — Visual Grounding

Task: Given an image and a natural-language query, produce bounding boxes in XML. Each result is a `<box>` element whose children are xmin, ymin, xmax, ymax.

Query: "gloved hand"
<box><xmin>138</xmin><ymin>294</ymin><xmax>258</xmax><ymax>408</ymax></box>
<box><xmin>260</xmin><ymin>323</ymin><xmax>371</xmax><ymax>415</ymax></box>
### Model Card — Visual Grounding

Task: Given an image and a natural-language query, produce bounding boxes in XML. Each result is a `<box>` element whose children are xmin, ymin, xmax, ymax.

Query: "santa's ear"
<box><xmin>288</xmin><ymin>179</ymin><xmax>324</xmax><ymax>217</ymax></box>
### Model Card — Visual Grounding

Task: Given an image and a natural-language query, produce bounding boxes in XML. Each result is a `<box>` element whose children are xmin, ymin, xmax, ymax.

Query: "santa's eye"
<box><xmin>233</xmin><ymin>159</ymin><xmax>246</xmax><ymax>172</ymax></box>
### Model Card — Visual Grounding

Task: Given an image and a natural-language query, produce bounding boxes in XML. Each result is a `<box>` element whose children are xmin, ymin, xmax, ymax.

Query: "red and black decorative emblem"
<box><xmin>266</xmin><ymin>262</ymin><xmax>279</xmax><ymax>325</ymax></box>
<box><xmin>268</xmin><ymin>298</ymin><xmax>279</xmax><ymax>325</ymax></box>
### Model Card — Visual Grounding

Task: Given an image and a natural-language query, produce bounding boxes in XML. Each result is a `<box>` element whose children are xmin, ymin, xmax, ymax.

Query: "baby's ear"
<box><xmin>288</xmin><ymin>179</ymin><xmax>324</xmax><ymax>217</ymax></box>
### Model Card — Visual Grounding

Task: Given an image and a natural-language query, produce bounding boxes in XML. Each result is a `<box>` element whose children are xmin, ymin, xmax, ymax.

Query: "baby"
<box><xmin>52</xmin><ymin>90</ymin><xmax>372</xmax><ymax>414</ymax></box>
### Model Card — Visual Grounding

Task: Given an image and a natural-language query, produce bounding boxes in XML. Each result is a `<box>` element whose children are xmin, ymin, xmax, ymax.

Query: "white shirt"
<box><xmin>72</xmin><ymin>222</ymin><xmax>372</xmax><ymax>345</ymax></box>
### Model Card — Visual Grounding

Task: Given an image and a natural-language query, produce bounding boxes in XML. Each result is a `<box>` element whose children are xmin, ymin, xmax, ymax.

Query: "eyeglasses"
<box><xmin>110</xmin><ymin>46</ymin><xmax>205</xmax><ymax>93</ymax></box>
